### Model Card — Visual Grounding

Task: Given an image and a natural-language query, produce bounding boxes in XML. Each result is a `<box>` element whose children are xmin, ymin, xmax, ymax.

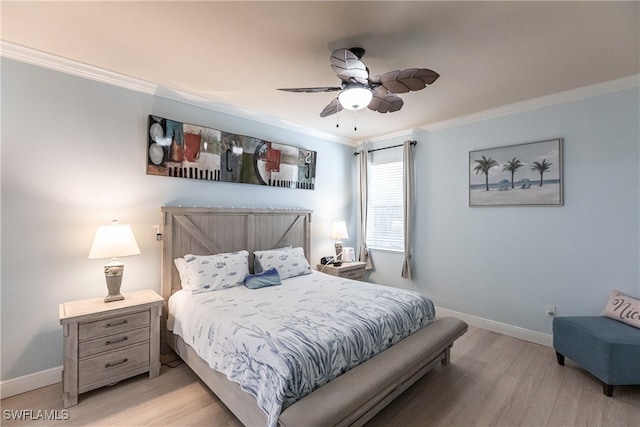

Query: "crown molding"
<box><xmin>0</xmin><ymin>41</ymin><xmax>356</xmax><ymax>146</ymax></box>
<box><xmin>356</xmin><ymin>73</ymin><xmax>639</xmax><ymax>146</ymax></box>
<box><xmin>0</xmin><ymin>41</ymin><xmax>158</xmax><ymax>95</ymax></box>
<box><xmin>362</xmin><ymin>129</ymin><xmax>414</xmax><ymax>145</ymax></box>
<box><xmin>420</xmin><ymin>74</ymin><xmax>640</xmax><ymax>132</ymax></box>
<box><xmin>3</xmin><ymin>41</ymin><xmax>636</xmax><ymax>146</ymax></box>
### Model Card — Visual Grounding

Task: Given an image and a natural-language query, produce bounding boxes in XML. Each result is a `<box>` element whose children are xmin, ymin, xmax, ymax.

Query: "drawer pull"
<box><xmin>105</xmin><ymin>358</ymin><xmax>128</xmax><ymax>369</ymax></box>
<box><xmin>105</xmin><ymin>336</ymin><xmax>128</xmax><ymax>345</ymax></box>
<box><xmin>104</xmin><ymin>319</ymin><xmax>128</xmax><ymax>328</ymax></box>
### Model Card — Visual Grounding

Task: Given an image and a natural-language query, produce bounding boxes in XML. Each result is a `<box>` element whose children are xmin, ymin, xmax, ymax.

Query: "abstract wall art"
<box><xmin>146</xmin><ymin>115</ymin><xmax>317</xmax><ymax>190</ymax></box>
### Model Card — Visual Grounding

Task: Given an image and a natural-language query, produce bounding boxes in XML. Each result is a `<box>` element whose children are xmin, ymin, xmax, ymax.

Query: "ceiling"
<box><xmin>2</xmin><ymin>1</ymin><xmax>639</xmax><ymax>143</ymax></box>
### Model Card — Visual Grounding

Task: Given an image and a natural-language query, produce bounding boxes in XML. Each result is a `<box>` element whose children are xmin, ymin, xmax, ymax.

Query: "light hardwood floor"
<box><xmin>2</xmin><ymin>326</ymin><xmax>638</xmax><ymax>426</ymax></box>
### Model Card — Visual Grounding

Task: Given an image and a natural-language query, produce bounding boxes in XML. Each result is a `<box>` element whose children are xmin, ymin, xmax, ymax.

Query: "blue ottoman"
<box><xmin>552</xmin><ymin>316</ymin><xmax>640</xmax><ymax>396</ymax></box>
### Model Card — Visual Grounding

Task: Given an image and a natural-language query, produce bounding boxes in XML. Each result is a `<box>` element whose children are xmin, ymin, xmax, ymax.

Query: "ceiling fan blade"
<box><xmin>330</xmin><ymin>48</ymin><xmax>369</xmax><ymax>84</ymax></box>
<box><xmin>278</xmin><ymin>86</ymin><xmax>341</xmax><ymax>93</ymax></box>
<box><xmin>368</xmin><ymin>92</ymin><xmax>404</xmax><ymax>114</ymax></box>
<box><xmin>376</xmin><ymin>68</ymin><xmax>440</xmax><ymax>94</ymax></box>
<box><xmin>319</xmin><ymin>98</ymin><xmax>343</xmax><ymax>117</ymax></box>
<box><xmin>412</xmin><ymin>68</ymin><xmax>440</xmax><ymax>85</ymax></box>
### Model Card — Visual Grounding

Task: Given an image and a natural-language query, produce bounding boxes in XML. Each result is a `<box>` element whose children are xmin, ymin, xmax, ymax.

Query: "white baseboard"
<box><xmin>0</xmin><ymin>366</ymin><xmax>62</xmax><ymax>399</ymax></box>
<box><xmin>0</xmin><ymin>310</ymin><xmax>552</xmax><ymax>399</ymax></box>
<box><xmin>436</xmin><ymin>306</ymin><xmax>553</xmax><ymax>348</ymax></box>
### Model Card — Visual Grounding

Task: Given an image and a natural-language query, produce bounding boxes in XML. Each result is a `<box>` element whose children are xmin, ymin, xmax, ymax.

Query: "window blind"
<box><xmin>366</xmin><ymin>158</ymin><xmax>404</xmax><ymax>252</ymax></box>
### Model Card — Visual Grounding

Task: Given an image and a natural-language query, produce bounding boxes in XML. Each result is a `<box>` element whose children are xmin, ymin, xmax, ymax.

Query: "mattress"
<box><xmin>168</xmin><ymin>270</ymin><xmax>435</xmax><ymax>427</ymax></box>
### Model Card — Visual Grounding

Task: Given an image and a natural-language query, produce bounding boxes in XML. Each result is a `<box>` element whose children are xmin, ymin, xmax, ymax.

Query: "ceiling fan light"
<box><xmin>338</xmin><ymin>87</ymin><xmax>373</xmax><ymax>110</ymax></box>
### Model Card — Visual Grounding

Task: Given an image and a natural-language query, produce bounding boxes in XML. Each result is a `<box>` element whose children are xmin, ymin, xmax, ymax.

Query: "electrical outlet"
<box><xmin>545</xmin><ymin>305</ymin><xmax>556</xmax><ymax>317</ymax></box>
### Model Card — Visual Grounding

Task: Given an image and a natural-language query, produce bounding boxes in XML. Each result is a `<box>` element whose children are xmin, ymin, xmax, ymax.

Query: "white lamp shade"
<box><xmin>330</xmin><ymin>220</ymin><xmax>349</xmax><ymax>240</ymax></box>
<box><xmin>88</xmin><ymin>221</ymin><xmax>140</xmax><ymax>259</ymax></box>
<box><xmin>338</xmin><ymin>87</ymin><xmax>373</xmax><ymax>110</ymax></box>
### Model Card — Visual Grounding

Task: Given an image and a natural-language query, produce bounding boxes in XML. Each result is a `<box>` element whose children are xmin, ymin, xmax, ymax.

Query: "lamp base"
<box><xmin>334</xmin><ymin>241</ymin><xmax>343</xmax><ymax>261</ymax></box>
<box><xmin>104</xmin><ymin>261</ymin><xmax>125</xmax><ymax>303</ymax></box>
<box><xmin>104</xmin><ymin>292</ymin><xmax>124</xmax><ymax>303</ymax></box>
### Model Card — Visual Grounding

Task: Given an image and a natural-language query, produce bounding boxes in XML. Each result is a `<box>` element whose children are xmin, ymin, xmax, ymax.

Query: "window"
<box><xmin>366</xmin><ymin>149</ymin><xmax>404</xmax><ymax>252</ymax></box>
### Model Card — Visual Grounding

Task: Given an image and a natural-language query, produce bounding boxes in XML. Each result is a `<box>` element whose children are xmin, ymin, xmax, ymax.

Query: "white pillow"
<box><xmin>184</xmin><ymin>250</ymin><xmax>249</xmax><ymax>293</ymax></box>
<box><xmin>253</xmin><ymin>245</ymin><xmax>292</xmax><ymax>273</ymax></box>
<box><xmin>254</xmin><ymin>247</ymin><xmax>312</xmax><ymax>279</ymax></box>
<box><xmin>601</xmin><ymin>289</ymin><xmax>640</xmax><ymax>329</ymax></box>
<box><xmin>173</xmin><ymin>257</ymin><xmax>192</xmax><ymax>290</ymax></box>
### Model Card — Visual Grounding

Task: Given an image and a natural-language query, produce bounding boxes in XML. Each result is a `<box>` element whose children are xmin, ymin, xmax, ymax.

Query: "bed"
<box><xmin>160</xmin><ymin>206</ymin><xmax>467</xmax><ymax>426</ymax></box>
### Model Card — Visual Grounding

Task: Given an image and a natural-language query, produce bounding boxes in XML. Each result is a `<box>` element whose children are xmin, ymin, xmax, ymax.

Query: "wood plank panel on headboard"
<box><xmin>160</xmin><ymin>207</ymin><xmax>312</xmax><ymax>302</ymax></box>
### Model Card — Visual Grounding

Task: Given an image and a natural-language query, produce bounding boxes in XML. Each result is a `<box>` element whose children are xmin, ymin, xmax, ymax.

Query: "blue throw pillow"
<box><xmin>244</xmin><ymin>268</ymin><xmax>281</xmax><ymax>289</ymax></box>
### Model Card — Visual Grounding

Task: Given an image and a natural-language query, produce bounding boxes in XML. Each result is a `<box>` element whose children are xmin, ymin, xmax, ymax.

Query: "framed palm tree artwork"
<box><xmin>469</xmin><ymin>138</ymin><xmax>563</xmax><ymax>206</ymax></box>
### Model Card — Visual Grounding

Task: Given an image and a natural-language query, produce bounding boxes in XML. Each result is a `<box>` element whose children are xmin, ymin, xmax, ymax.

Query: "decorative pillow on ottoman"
<box><xmin>601</xmin><ymin>289</ymin><xmax>640</xmax><ymax>329</ymax></box>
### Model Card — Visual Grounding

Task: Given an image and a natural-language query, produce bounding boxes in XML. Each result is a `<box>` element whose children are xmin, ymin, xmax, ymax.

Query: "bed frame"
<box><xmin>160</xmin><ymin>206</ymin><xmax>467</xmax><ymax>426</ymax></box>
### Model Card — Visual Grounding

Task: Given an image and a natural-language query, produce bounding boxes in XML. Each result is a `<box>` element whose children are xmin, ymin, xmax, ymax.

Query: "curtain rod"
<box><xmin>353</xmin><ymin>140</ymin><xmax>416</xmax><ymax>156</ymax></box>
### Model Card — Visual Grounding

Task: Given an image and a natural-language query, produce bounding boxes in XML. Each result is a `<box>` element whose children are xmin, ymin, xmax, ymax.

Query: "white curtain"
<box><xmin>401</xmin><ymin>141</ymin><xmax>415</xmax><ymax>279</ymax></box>
<box><xmin>357</xmin><ymin>147</ymin><xmax>373</xmax><ymax>270</ymax></box>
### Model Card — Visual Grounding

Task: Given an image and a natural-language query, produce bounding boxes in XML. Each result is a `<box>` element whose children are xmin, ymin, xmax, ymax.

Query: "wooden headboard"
<box><xmin>160</xmin><ymin>206</ymin><xmax>312</xmax><ymax>302</ymax></box>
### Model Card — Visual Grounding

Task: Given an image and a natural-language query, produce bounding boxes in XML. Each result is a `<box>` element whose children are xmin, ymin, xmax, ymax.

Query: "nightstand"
<box><xmin>59</xmin><ymin>289</ymin><xmax>163</xmax><ymax>408</ymax></box>
<box><xmin>317</xmin><ymin>261</ymin><xmax>367</xmax><ymax>281</ymax></box>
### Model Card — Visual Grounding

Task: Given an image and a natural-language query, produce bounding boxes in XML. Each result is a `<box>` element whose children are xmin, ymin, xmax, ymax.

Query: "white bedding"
<box><xmin>168</xmin><ymin>270</ymin><xmax>435</xmax><ymax>427</ymax></box>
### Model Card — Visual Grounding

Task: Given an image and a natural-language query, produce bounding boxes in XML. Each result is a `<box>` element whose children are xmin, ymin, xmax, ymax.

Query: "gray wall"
<box><xmin>367</xmin><ymin>86</ymin><xmax>640</xmax><ymax>335</ymax></box>
<box><xmin>1</xmin><ymin>58</ymin><xmax>357</xmax><ymax>380</ymax></box>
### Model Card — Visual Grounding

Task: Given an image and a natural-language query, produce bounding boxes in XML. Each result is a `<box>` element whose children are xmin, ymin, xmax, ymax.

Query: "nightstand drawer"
<box><xmin>341</xmin><ymin>268</ymin><xmax>365</xmax><ymax>280</ymax></box>
<box><xmin>317</xmin><ymin>262</ymin><xmax>366</xmax><ymax>281</ymax></box>
<box><xmin>78</xmin><ymin>342</ymin><xmax>150</xmax><ymax>388</ymax></box>
<box><xmin>79</xmin><ymin>311</ymin><xmax>150</xmax><ymax>340</ymax></box>
<box><xmin>79</xmin><ymin>327</ymin><xmax>150</xmax><ymax>358</ymax></box>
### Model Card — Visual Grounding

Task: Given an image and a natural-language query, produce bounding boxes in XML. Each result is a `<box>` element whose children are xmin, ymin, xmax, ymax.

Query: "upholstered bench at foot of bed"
<box><xmin>278</xmin><ymin>317</ymin><xmax>468</xmax><ymax>427</ymax></box>
<box><xmin>552</xmin><ymin>316</ymin><xmax>640</xmax><ymax>397</ymax></box>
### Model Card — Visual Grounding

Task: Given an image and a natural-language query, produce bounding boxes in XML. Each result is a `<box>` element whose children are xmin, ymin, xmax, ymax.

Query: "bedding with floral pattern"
<box><xmin>168</xmin><ymin>271</ymin><xmax>435</xmax><ymax>427</ymax></box>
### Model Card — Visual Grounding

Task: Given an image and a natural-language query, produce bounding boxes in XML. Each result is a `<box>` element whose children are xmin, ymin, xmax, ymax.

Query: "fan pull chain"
<box><xmin>354</xmin><ymin>109</ymin><xmax>358</xmax><ymax>131</ymax></box>
<box><xmin>336</xmin><ymin>99</ymin><xmax>340</xmax><ymax>128</ymax></box>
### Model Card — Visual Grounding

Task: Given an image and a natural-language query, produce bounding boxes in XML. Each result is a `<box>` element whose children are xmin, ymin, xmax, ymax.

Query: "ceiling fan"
<box><xmin>278</xmin><ymin>47</ymin><xmax>440</xmax><ymax>121</ymax></box>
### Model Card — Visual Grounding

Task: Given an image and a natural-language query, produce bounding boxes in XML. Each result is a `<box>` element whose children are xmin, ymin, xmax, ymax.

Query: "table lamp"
<box><xmin>330</xmin><ymin>220</ymin><xmax>349</xmax><ymax>261</ymax></box>
<box><xmin>88</xmin><ymin>220</ymin><xmax>141</xmax><ymax>302</ymax></box>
